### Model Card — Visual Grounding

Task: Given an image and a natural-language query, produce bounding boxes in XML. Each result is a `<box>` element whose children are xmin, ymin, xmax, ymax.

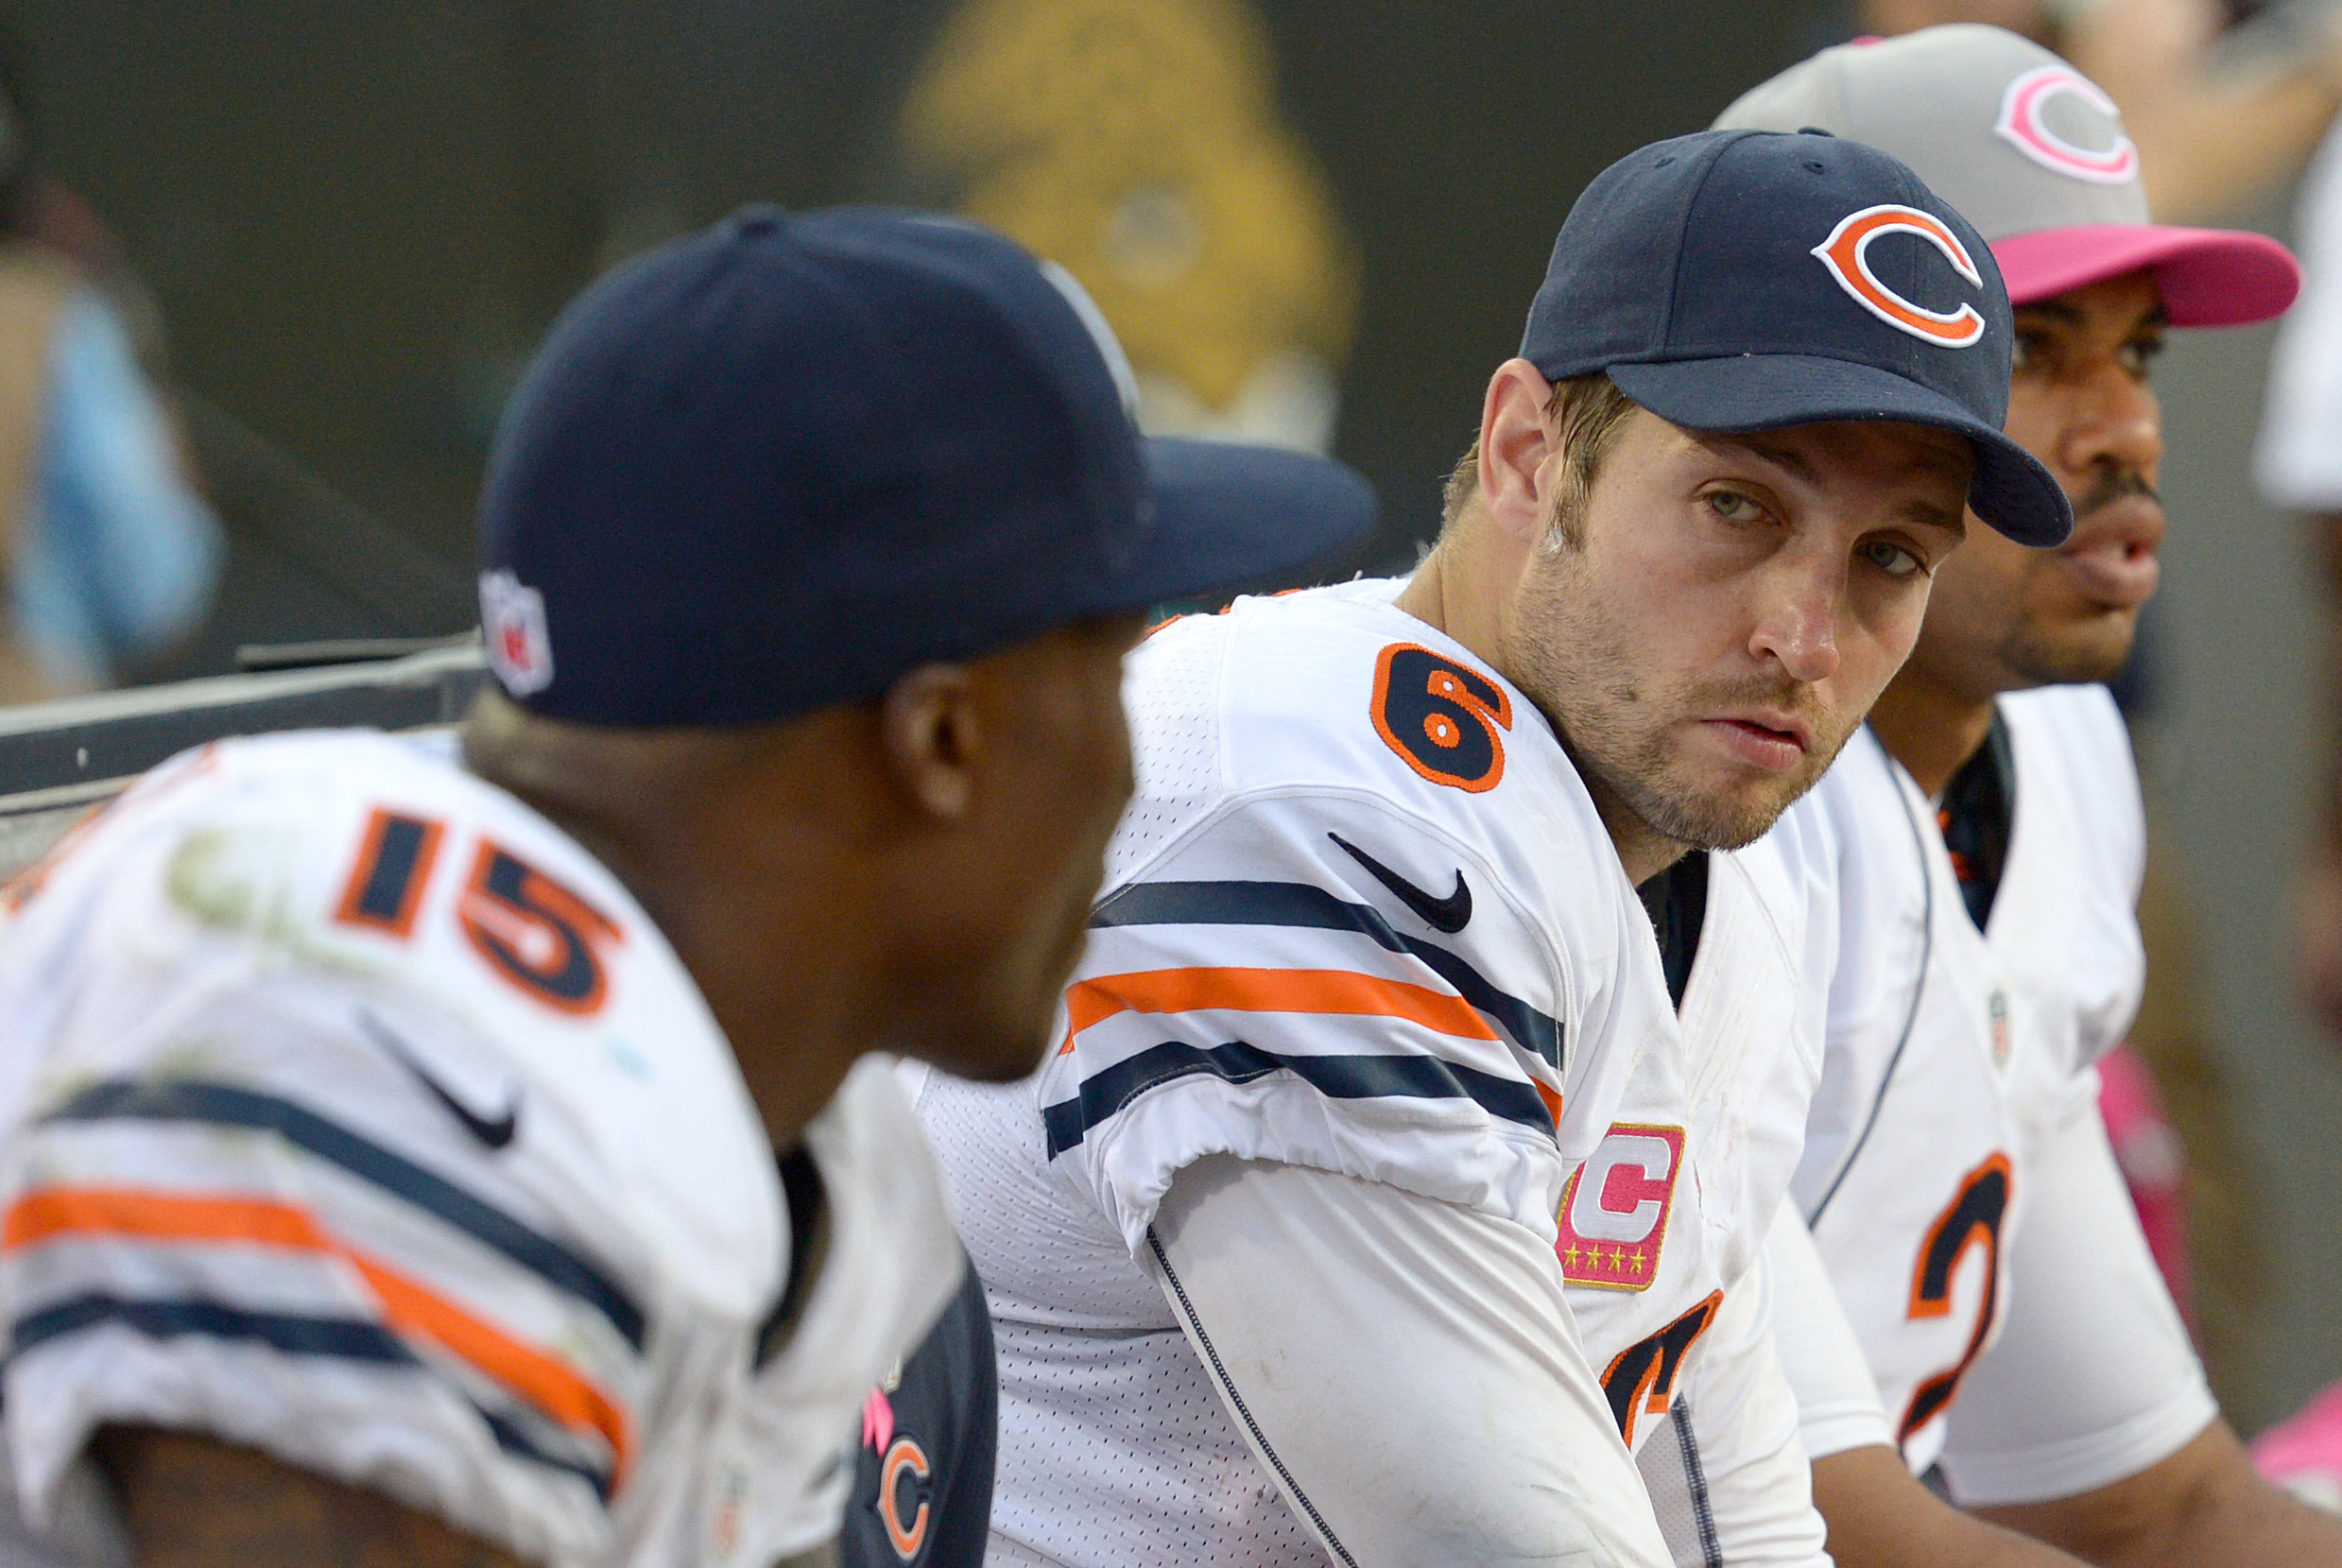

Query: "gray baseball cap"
<box><xmin>1714</xmin><ymin>25</ymin><xmax>2298</xmax><ymax>326</ymax></box>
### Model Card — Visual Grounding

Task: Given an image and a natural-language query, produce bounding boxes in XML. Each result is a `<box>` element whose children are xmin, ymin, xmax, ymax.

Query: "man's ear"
<box><xmin>1478</xmin><ymin>358</ymin><xmax>1558</xmax><ymax>546</ymax></box>
<box><xmin>878</xmin><ymin>663</ymin><xmax>979</xmax><ymax>819</ymax></box>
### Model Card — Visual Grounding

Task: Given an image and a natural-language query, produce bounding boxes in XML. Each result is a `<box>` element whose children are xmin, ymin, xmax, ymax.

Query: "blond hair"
<box><xmin>1438</xmin><ymin>371</ymin><xmax>1638</xmax><ymax>545</ymax></box>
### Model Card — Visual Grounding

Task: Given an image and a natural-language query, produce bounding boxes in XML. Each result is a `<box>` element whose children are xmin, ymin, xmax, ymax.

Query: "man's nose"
<box><xmin>2058</xmin><ymin>363</ymin><xmax>2162</xmax><ymax>483</ymax></box>
<box><xmin>1749</xmin><ymin>560</ymin><xmax>1842</xmax><ymax>685</ymax></box>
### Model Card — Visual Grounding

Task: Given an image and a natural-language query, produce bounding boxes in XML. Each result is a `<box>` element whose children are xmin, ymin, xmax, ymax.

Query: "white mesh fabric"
<box><xmin>913</xmin><ymin>1074</ymin><xmax>1157</xmax><ymax>1330</ymax></box>
<box><xmin>1106</xmin><ymin>615</ymin><xmax>1228</xmax><ymax>883</ymax></box>
<box><xmin>915</xmin><ymin>1074</ymin><xmax>1328</xmax><ymax>1568</ymax></box>
<box><xmin>1637</xmin><ymin>1410</ymin><xmax>1725</xmax><ymax>1568</ymax></box>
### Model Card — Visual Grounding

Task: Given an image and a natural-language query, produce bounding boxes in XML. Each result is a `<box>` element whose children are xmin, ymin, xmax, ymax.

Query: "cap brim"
<box><xmin>1607</xmin><ymin>355</ymin><xmax>2073</xmax><ymax>547</ymax></box>
<box><xmin>1992</xmin><ymin>223</ymin><xmax>2299</xmax><ymax>327</ymax></box>
<box><xmin>1087</xmin><ymin>436</ymin><xmax>1379</xmax><ymax>612</ymax></box>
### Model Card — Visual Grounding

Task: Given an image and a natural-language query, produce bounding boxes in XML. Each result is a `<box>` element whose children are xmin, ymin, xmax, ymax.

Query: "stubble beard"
<box><xmin>1989</xmin><ymin>594</ymin><xmax>2138</xmax><ymax>690</ymax></box>
<box><xmin>1504</xmin><ymin>542</ymin><xmax>1846</xmax><ymax>857</ymax></box>
<box><xmin>1980</xmin><ymin>470</ymin><xmax>2154</xmax><ymax>691</ymax></box>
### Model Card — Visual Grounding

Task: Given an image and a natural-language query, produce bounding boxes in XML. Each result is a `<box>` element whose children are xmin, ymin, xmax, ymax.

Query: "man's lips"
<box><xmin>2055</xmin><ymin>494</ymin><xmax>2163</xmax><ymax>610</ymax></box>
<box><xmin>1700</xmin><ymin>711</ymin><xmax>1813</xmax><ymax>772</ymax></box>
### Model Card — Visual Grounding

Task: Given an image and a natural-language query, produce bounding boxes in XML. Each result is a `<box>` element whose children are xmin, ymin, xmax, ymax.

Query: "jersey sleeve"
<box><xmin>0</xmin><ymin>980</ymin><xmax>655</xmax><ymax>1568</ymax></box>
<box><xmin>1035</xmin><ymin>787</ymin><xmax>1578</xmax><ymax>1253</ymax></box>
<box><xmin>1763</xmin><ymin>1198</ymin><xmax>1894</xmax><ymax>1461</ymax></box>
<box><xmin>1934</xmin><ymin>1092</ymin><xmax>2216</xmax><ymax>1507</ymax></box>
<box><xmin>1149</xmin><ymin>1153</ymin><xmax>1673</xmax><ymax>1568</ymax></box>
<box><xmin>0</xmin><ymin>788</ymin><xmax>668</xmax><ymax>1568</ymax></box>
<box><xmin>2051</xmin><ymin>687</ymin><xmax>2145</xmax><ymax>1076</ymax></box>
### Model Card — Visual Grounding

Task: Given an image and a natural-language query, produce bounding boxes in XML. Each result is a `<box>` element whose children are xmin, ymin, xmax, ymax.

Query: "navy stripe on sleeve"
<box><xmin>474</xmin><ymin>1404</ymin><xmax>618</xmax><ymax>1499</ymax></box>
<box><xmin>1043</xmin><ymin>1038</ymin><xmax>1553</xmax><ymax>1157</ymax></box>
<box><xmin>1091</xmin><ymin>879</ymin><xmax>1564</xmax><ymax>1068</ymax></box>
<box><xmin>14</xmin><ymin>1293</ymin><xmax>414</xmax><ymax>1364</ymax></box>
<box><xmin>41</xmin><ymin>1078</ymin><xmax>646</xmax><ymax>1351</ymax></box>
<box><xmin>10</xmin><ymin>1292</ymin><xmax>613</xmax><ymax>1499</ymax></box>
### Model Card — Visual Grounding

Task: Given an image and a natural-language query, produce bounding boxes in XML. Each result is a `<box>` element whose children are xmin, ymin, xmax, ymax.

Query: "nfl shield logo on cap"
<box><xmin>480</xmin><ymin>568</ymin><xmax>555</xmax><ymax>697</ymax></box>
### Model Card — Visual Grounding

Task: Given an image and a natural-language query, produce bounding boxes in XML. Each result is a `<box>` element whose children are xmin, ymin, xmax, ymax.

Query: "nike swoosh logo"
<box><xmin>1328</xmin><ymin>833</ymin><xmax>1472</xmax><ymax>933</ymax></box>
<box><xmin>358</xmin><ymin>1009</ymin><xmax>520</xmax><ymax>1151</ymax></box>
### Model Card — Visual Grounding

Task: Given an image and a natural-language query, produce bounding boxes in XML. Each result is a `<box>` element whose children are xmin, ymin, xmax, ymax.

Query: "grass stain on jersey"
<box><xmin>164</xmin><ymin>827</ymin><xmax>380</xmax><ymax>980</ymax></box>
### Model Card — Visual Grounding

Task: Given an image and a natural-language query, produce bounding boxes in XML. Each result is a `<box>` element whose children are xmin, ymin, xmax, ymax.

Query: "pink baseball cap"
<box><xmin>1713</xmin><ymin>25</ymin><xmax>2298</xmax><ymax>327</ymax></box>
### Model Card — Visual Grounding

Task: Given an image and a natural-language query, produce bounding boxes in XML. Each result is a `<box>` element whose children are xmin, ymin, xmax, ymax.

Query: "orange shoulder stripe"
<box><xmin>1060</xmin><ymin>965</ymin><xmax>1498</xmax><ymax>1055</ymax></box>
<box><xmin>4</xmin><ymin>1186</ymin><xmax>633</xmax><ymax>1488</ymax></box>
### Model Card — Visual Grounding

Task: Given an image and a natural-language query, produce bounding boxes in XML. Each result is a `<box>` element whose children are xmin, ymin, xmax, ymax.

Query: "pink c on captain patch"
<box><xmin>1556</xmin><ymin>1124</ymin><xmax>1686</xmax><ymax>1291</ymax></box>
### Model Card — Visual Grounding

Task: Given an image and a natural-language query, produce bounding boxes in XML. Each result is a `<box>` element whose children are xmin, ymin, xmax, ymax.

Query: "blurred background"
<box><xmin>4</xmin><ymin>0</ymin><xmax>2339</xmax><ymax>1436</ymax></box>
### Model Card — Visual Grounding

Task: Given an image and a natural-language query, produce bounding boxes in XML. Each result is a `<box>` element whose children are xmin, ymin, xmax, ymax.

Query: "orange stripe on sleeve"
<box><xmin>7</xmin><ymin>1188</ymin><xmax>319</xmax><ymax>1250</ymax></box>
<box><xmin>4</xmin><ymin>1186</ymin><xmax>633</xmax><ymax>1487</ymax></box>
<box><xmin>1059</xmin><ymin>965</ymin><xmax>1499</xmax><ymax>1054</ymax></box>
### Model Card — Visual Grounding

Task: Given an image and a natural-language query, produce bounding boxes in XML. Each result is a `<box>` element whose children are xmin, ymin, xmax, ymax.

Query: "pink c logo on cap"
<box><xmin>1811</xmin><ymin>205</ymin><xmax>1987</xmax><ymax>348</ymax></box>
<box><xmin>1995</xmin><ymin>64</ymin><xmax>2137</xmax><ymax>184</ymax></box>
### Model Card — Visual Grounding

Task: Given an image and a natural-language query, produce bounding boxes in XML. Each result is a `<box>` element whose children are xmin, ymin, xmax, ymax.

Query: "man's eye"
<box><xmin>2011</xmin><ymin>332</ymin><xmax>2046</xmax><ymax>371</ymax></box>
<box><xmin>2118</xmin><ymin>335</ymin><xmax>2165</xmax><ymax>377</ymax></box>
<box><xmin>1859</xmin><ymin>539</ymin><xmax>1921</xmax><ymax>577</ymax></box>
<box><xmin>1706</xmin><ymin>490</ymin><xmax>1762</xmax><ymax>523</ymax></box>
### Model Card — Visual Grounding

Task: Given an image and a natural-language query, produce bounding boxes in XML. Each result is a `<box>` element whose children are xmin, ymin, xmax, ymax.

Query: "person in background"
<box><xmin>0</xmin><ymin>43</ymin><xmax>218</xmax><ymax>702</ymax></box>
<box><xmin>0</xmin><ymin>245</ymin><xmax>221</xmax><ymax>701</ymax></box>
<box><xmin>1859</xmin><ymin>0</ymin><xmax>2293</xmax><ymax>1420</ymax></box>
<box><xmin>1718</xmin><ymin>26</ymin><xmax>2342</xmax><ymax>1568</ymax></box>
<box><xmin>0</xmin><ymin>208</ymin><xmax>1374</xmax><ymax>1568</ymax></box>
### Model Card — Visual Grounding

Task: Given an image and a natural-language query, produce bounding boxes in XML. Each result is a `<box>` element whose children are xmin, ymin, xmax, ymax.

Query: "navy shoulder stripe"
<box><xmin>10</xmin><ymin>1292</ymin><xmax>612</xmax><ymax>1499</ymax></box>
<box><xmin>14</xmin><ymin>1292</ymin><xmax>413</xmax><ymax>1365</ymax></box>
<box><xmin>1092</xmin><ymin>879</ymin><xmax>1563</xmax><ymax>1068</ymax></box>
<box><xmin>1043</xmin><ymin>1038</ymin><xmax>1552</xmax><ymax>1157</ymax></box>
<box><xmin>42</xmin><ymin>1078</ymin><xmax>646</xmax><ymax>1351</ymax></box>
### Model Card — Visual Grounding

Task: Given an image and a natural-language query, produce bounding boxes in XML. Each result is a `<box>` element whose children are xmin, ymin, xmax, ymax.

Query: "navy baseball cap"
<box><xmin>1524</xmin><ymin>129</ymin><xmax>2071</xmax><ymax>546</ymax></box>
<box><xmin>477</xmin><ymin>205</ymin><xmax>1377</xmax><ymax>724</ymax></box>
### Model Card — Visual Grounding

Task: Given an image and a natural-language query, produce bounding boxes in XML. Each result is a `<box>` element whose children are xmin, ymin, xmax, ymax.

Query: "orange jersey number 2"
<box><xmin>1899</xmin><ymin>1152</ymin><xmax>2012</xmax><ymax>1448</ymax></box>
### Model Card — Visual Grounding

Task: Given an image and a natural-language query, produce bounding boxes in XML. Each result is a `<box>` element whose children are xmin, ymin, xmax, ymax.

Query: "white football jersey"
<box><xmin>0</xmin><ymin>730</ymin><xmax>962</xmax><ymax>1567</ymax></box>
<box><xmin>1767</xmin><ymin>685</ymin><xmax>2214</xmax><ymax>1491</ymax></box>
<box><xmin>1568</xmin><ymin>798</ymin><xmax>1839</xmax><ymax>1568</ymax></box>
<box><xmin>916</xmin><ymin>580</ymin><xmax>1679</xmax><ymax>1566</ymax></box>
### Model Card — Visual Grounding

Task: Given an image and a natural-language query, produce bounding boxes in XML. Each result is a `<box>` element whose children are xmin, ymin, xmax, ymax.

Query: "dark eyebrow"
<box><xmin>2015</xmin><ymin>300</ymin><xmax>2170</xmax><ymax>332</ymax></box>
<box><xmin>1728</xmin><ymin>438</ymin><xmax>1817</xmax><ymax>481</ymax></box>
<box><xmin>1896</xmin><ymin>498</ymin><xmax>1968</xmax><ymax>537</ymax></box>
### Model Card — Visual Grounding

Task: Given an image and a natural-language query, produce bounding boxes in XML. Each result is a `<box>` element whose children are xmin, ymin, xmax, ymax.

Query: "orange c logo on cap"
<box><xmin>1811</xmin><ymin>205</ymin><xmax>1986</xmax><ymax>349</ymax></box>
